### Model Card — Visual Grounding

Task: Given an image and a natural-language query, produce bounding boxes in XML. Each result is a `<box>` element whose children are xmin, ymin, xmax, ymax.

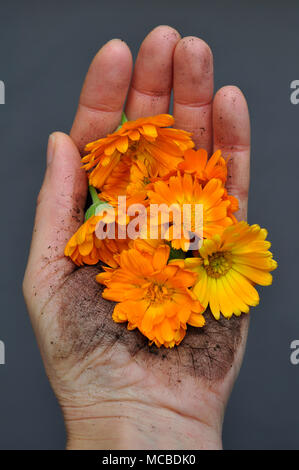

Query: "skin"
<box><xmin>23</xmin><ymin>26</ymin><xmax>251</xmax><ymax>450</ymax></box>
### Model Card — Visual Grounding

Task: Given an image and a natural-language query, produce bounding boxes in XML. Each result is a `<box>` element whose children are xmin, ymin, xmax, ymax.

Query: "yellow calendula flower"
<box><xmin>185</xmin><ymin>221</ymin><xmax>277</xmax><ymax>319</ymax></box>
<box><xmin>96</xmin><ymin>242</ymin><xmax>205</xmax><ymax>348</ymax></box>
<box><xmin>81</xmin><ymin>114</ymin><xmax>194</xmax><ymax>189</ymax></box>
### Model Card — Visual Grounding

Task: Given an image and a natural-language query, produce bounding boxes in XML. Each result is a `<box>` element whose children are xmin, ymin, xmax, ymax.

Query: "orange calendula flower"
<box><xmin>178</xmin><ymin>148</ymin><xmax>228</xmax><ymax>185</ymax></box>
<box><xmin>64</xmin><ymin>215</ymin><xmax>128</xmax><ymax>268</ymax></box>
<box><xmin>147</xmin><ymin>173</ymin><xmax>233</xmax><ymax>251</ymax></box>
<box><xmin>82</xmin><ymin>114</ymin><xmax>194</xmax><ymax>189</ymax></box>
<box><xmin>99</xmin><ymin>155</ymin><xmax>132</xmax><ymax>202</ymax></box>
<box><xmin>100</xmin><ymin>158</ymin><xmax>151</xmax><ymax>205</ymax></box>
<box><xmin>185</xmin><ymin>221</ymin><xmax>277</xmax><ymax>319</ymax></box>
<box><xmin>96</xmin><ymin>243</ymin><xmax>205</xmax><ymax>348</ymax></box>
<box><xmin>223</xmin><ymin>189</ymin><xmax>239</xmax><ymax>224</ymax></box>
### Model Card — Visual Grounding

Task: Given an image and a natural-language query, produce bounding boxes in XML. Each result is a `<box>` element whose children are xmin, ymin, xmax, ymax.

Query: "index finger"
<box><xmin>70</xmin><ymin>39</ymin><xmax>133</xmax><ymax>153</ymax></box>
<box><xmin>125</xmin><ymin>26</ymin><xmax>180</xmax><ymax>119</ymax></box>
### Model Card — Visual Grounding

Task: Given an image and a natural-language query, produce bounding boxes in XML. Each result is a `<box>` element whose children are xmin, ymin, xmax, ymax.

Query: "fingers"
<box><xmin>125</xmin><ymin>25</ymin><xmax>180</xmax><ymax>119</ymax></box>
<box><xmin>23</xmin><ymin>132</ymin><xmax>87</xmax><ymax>315</ymax></box>
<box><xmin>71</xmin><ymin>39</ymin><xmax>133</xmax><ymax>152</ymax></box>
<box><xmin>173</xmin><ymin>37</ymin><xmax>214</xmax><ymax>153</ymax></box>
<box><xmin>213</xmin><ymin>86</ymin><xmax>250</xmax><ymax>220</ymax></box>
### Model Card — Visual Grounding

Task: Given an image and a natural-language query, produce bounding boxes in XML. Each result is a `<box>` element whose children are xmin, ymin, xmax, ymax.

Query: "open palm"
<box><xmin>23</xmin><ymin>26</ymin><xmax>250</xmax><ymax>449</ymax></box>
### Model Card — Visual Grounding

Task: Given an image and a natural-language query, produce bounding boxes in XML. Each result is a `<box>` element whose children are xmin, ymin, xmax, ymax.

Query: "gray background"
<box><xmin>0</xmin><ymin>0</ymin><xmax>298</xmax><ymax>450</ymax></box>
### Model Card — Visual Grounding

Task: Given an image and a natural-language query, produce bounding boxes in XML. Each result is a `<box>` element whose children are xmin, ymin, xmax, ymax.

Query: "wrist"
<box><xmin>64</xmin><ymin>402</ymin><xmax>222</xmax><ymax>450</ymax></box>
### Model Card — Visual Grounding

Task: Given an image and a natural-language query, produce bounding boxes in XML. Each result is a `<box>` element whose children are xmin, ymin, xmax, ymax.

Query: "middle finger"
<box><xmin>173</xmin><ymin>36</ymin><xmax>214</xmax><ymax>154</ymax></box>
<box><xmin>125</xmin><ymin>25</ymin><xmax>181</xmax><ymax>119</ymax></box>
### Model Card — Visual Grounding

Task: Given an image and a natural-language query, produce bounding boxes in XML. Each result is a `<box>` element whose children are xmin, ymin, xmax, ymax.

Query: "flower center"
<box><xmin>146</xmin><ymin>282</ymin><xmax>172</xmax><ymax>304</ymax></box>
<box><xmin>204</xmin><ymin>251</ymin><xmax>232</xmax><ymax>278</ymax></box>
<box><xmin>128</xmin><ymin>142</ymin><xmax>138</xmax><ymax>157</ymax></box>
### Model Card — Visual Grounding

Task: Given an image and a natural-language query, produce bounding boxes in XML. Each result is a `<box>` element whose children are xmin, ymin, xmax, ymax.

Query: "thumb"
<box><xmin>23</xmin><ymin>132</ymin><xmax>87</xmax><ymax>315</ymax></box>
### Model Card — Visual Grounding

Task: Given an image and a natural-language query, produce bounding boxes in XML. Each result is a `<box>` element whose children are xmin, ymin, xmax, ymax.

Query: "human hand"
<box><xmin>23</xmin><ymin>25</ymin><xmax>250</xmax><ymax>450</ymax></box>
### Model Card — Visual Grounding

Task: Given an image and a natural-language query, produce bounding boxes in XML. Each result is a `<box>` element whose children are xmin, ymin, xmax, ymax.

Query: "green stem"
<box><xmin>116</xmin><ymin>112</ymin><xmax>128</xmax><ymax>131</ymax></box>
<box><xmin>89</xmin><ymin>185</ymin><xmax>99</xmax><ymax>205</ymax></box>
<box><xmin>121</xmin><ymin>111</ymin><xmax>128</xmax><ymax>124</ymax></box>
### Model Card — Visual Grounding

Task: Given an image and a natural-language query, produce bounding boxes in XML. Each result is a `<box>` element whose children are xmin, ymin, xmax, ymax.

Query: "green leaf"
<box><xmin>85</xmin><ymin>198</ymin><xmax>112</xmax><ymax>221</ymax></box>
<box><xmin>168</xmin><ymin>246</ymin><xmax>186</xmax><ymax>261</ymax></box>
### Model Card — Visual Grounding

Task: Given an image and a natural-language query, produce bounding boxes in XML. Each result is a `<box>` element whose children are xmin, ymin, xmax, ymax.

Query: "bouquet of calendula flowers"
<box><xmin>65</xmin><ymin>114</ymin><xmax>277</xmax><ymax>348</ymax></box>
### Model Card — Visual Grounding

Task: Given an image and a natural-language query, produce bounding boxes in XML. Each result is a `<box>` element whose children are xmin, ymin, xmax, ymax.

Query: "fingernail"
<box><xmin>47</xmin><ymin>133</ymin><xmax>56</xmax><ymax>165</ymax></box>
